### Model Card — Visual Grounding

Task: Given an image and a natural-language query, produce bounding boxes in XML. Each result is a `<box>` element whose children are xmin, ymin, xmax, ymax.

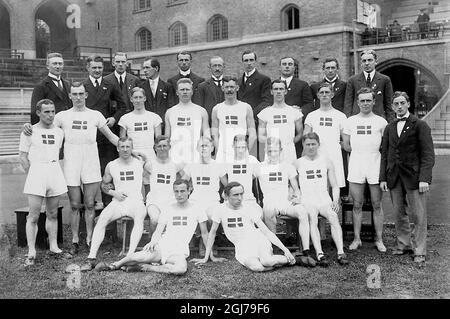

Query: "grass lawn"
<box><xmin>1</xmin><ymin>224</ymin><xmax>449</xmax><ymax>299</ymax></box>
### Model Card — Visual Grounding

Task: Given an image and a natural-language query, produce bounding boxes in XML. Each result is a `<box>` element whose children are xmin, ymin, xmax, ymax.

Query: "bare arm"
<box><xmin>303</xmin><ymin>123</ymin><xmax>312</xmax><ymax>134</ymax></box>
<box><xmin>99</xmin><ymin>125</ymin><xmax>119</xmax><ymax>146</ymax></box>
<box><xmin>164</xmin><ymin>111</ymin><xmax>171</xmax><ymax>139</ymax></box>
<box><xmin>326</xmin><ymin>158</ymin><xmax>340</xmax><ymax>211</ymax></box>
<box><xmin>19</xmin><ymin>151</ymin><xmax>30</xmax><ymax>173</ymax></box>
<box><xmin>119</xmin><ymin>126</ymin><xmax>127</xmax><ymax>138</ymax></box>
<box><xmin>342</xmin><ymin>133</ymin><xmax>352</xmax><ymax>152</ymax></box>
<box><xmin>254</xmin><ymin>218</ymin><xmax>295</xmax><ymax>263</ymax></box>
<box><xmin>154</xmin><ymin>124</ymin><xmax>162</xmax><ymax>138</ymax></box>
<box><xmin>192</xmin><ymin>221</ymin><xmax>220</xmax><ymax>265</ymax></box>
<box><xmin>246</xmin><ymin>106</ymin><xmax>257</xmax><ymax>151</ymax></box>
<box><xmin>211</xmin><ymin>106</ymin><xmax>220</xmax><ymax>151</ymax></box>
<box><xmin>257</xmin><ymin>119</ymin><xmax>267</xmax><ymax>145</ymax></box>
<box><xmin>294</xmin><ymin>118</ymin><xmax>303</xmax><ymax>144</ymax></box>
<box><xmin>201</xmin><ymin>108</ymin><xmax>211</xmax><ymax>138</ymax></box>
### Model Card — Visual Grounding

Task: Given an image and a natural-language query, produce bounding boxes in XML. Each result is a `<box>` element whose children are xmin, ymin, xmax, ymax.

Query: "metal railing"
<box><xmin>0</xmin><ymin>48</ymin><xmax>24</xmax><ymax>59</ymax></box>
<box><xmin>422</xmin><ymin>88</ymin><xmax>450</xmax><ymax>141</ymax></box>
<box><xmin>360</xmin><ymin>20</ymin><xmax>450</xmax><ymax>46</ymax></box>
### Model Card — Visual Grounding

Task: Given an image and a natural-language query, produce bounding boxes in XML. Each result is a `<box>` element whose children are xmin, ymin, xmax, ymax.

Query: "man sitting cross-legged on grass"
<box><xmin>102</xmin><ymin>179</ymin><xmax>223</xmax><ymax>274</ymax></box>
<box><xmin>80</xmin><ymin>136</ymin><xmax>149</xmax><ymax>271</ymax></box>
<box><xmin>294</xmin><ymin>132</ymin><xmax>349</xmax><ymax>266</ymax></box>
<box><xmin>192</xmin><ymin>182</ymin><xmax>302</xmax><ymax>272</ymax></box>
<box><xmin>255</xmin><ymin>137</ymin><xmax>316</xmax><ymax>267</ymax></box>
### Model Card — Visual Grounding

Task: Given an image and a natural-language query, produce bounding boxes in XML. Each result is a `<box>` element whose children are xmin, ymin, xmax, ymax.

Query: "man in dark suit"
<box><xmin>167</xmin><ymin>50</ymin><xmax>205</xmax><ymax>105</ymax></box>
<box><xmin>380</xmin><ymin>91</ymin><xmax>435</xmax><ymax>265</ymax></box>
<box><xmin>138</xmin><ymin>57</ymin><xmax>174</xmax><ymax>134</ymax></box>
<box><xmin>344</xmin><ymin>49</ymin><xmax>394</xmax><ymax>123</ymax></box>
<box><xmin>417</xmin><ymin>8</ymin><xmax>430</xmax><ymax>39</ymax></box>
<box><xmin>103</xmin><ymin>52</ymin><xmax>140</xmax><ymax>113</ymax></box>
<box><xmin>279</xmin><ymin>56</ymin><xmax>313</xmax><ymax>117</ymax></box>
<box><xmin>30</xmin><ymin>52</ymin><xmax>72</xmax><ymax>124</ymax></box>
<box><xmin>83</xmin><ymin>55</ymin><xmax>127</xmax><ymax>207</ymax></box>
<box><xmin>310</xmin><ymin>57</ymin><xmax>346</xmax><ymax>113</ymax></box>
<box><xmin>237</xmin><ymin>50</ymin><xmax>272</xmax><ymax>159</ymax></box>
<box><xmin>192</xmin><ymin>56</ymin><xmax>225</xmax><ymax>124</ymax></box>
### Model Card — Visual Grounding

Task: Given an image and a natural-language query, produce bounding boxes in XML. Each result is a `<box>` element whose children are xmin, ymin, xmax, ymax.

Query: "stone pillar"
<box><xmin>9</xmin><ymin>1</ymin><xmax>36</xmax><ymax>58</ymax></box>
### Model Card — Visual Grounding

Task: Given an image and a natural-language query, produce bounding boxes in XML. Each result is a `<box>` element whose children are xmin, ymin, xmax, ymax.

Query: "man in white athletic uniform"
<box><xmin>80</xmin><ymin>137</ymin><xmax>150</xmax><ymax>271</ymax></box>
<box><xmin>19</xmin><ymin>99</ymin><xmax>67</xmax><ymax>266</ymax></box>
<box><xmin>304</xmin><ymin>83</ymin><xmax>347</xmax><ymax>189</ymax></box>
<box><xmin>165</xmin><ymin>78</ymin><xmax>210</xmax><ymax>164</ymax></box>
<box><xmin>294</xmin><ymin>132</ymin><xmax>349</xmax><ymax>266</ymax></box>
<box><xmin>258</xmin><ymin>79</ymin><xmax>303</xmax><ymax>165</ymax></box>
<box><xmin>342</xmin><ymin>87</ymin><xmax>387</xmax><ymax>252</ymax></box>
<box><xmin>193</xmin><ymin>182</ymin><xmax>301</xmax><ymax>272</ymax></box>
<box><xmin>146</xmin><ymin>136</ymin><xmax>184</xmax><ymax>236</ymax></box>
<box><xmin>221</xmin><ymin>134</ymin><xmax>261</xmax><ymax>213</ymax></box>
<box><xmin>119</xmin><ymin>87</ymin><xmax>162</xmax><ymax>195</ymax></box>
<box><xmin>255</xmin><ymin>137</ymin><xmax>316</xmax><ymax>267</ymax></box>
<box><xmin>104</xmin><ymin>179</ymin><xmax>224</xmax><ymax>274</ymax></box>
<box><xmin>181</xmin><ymin>136</ymin><xmax>226</xmax><ymax>219</ymax></box>
<box><xmin>53</xmin><ymin>82</ymin><xmax>123</xmax><ymax>255</ymax></box>
<box><xmin>211</xmin><ymin>76</ymin><xmax>256</xmax><ymax>163</ymax></box>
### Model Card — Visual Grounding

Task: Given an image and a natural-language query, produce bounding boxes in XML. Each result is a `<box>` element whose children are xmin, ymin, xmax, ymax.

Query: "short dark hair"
<box><xmin>224</xmin><ymin>181</ymin><xmax>244</xmax><ymax>196</ymax></box>
<box><xmin>233</xmin><ymin>134</ymin><xmax>249</xmax><ymax>146</ymax></box>
<box><xmin>222</xmin><ymin>75</ymin><xmax>238</xmax><ymax>84</ymax></box>
<box><xmin>86</xmin><ymin>55</ymin><xmax>104</xmax><ymax>66</ymax></box>
<box><xmin>176</xmin><ymin>78</ymin><xmax>193</xmax><ymax>89</ymax></box>
<box><xmin>322</xmin><ymin>57</ymin><xmax>339</xmax><ymax>69</ymax></box>
<box><xmin>392</xmin><ymin>91</ymin><xmax>410</xmax><ymax>103</ymax></box>
<box><xmin>279</xmin><ymin>56</ymin><xmax>296</xmax><ymax>65</ymax></box>
<box><xmin>173</xmin><ymin>178</ymin><xmax>190</xmax><ymax>189</ymax></box>
<box><xmin>113</xmin><ymin>52</ymin><xmax>127</xmax><ymax>60</ymax></box>
<box><xmin>46</xmin><ymin>52</ymin><xmax>63</xmax><ymax>65</ymax></box>
<box><xmin>356</xmin><ymin>87</ymin><xmax>376</xmax><ymax>100</ymax></box>
<box><xmin>117</xmin><ymin>136</ymin><xmax>133</xmax><ymax>147</ymax></box>
<box><xmin>360</xmin><ymin>49</ymin><xmax>377</xmax><ymax>60</ymax></box>
<box><xmin>271</xmin><ymin>79</ymin><xmax>287</xmax><ymax>89</ymax></box>
<box><xmin>143</xmin><ymin>57</ymin><xmax>160</xmax><ymax>72</ymax></box>
<box><xmin>241</xmin><ymin>50</ymin><xmax>257</xmax><ymax>61</ymax></box>
<box><xmin>36</xmin><ymin>99</ymin><xmax>54</xmax><ymax>112</ymax></box>
<box><xmin>131</xmin><ymin>87</ymin><xmax>145</xmax><ymax>96</ymax></box>
<box><xmin>70</xmin><ymin>81</ymin><xmax>86</xmax><ymax>90</ymax></box>
<box><xmin>154</xmin><ymin>135</ymin><xmax>171</xmax><ymax>146</ymax></box>
<box><xmin>177</xmin><ymin>51</ymin><xmax>192</xmax><ymax>61</ymax></box>
<box><xmin>317</xmin><ymin>82</ymin><xmax>333</xmax><ymax>92</ymax></box>
<box><xmin>302</xmin><ymin>132</ymin><xmax>320</xmax><ymax>144</ymax></box>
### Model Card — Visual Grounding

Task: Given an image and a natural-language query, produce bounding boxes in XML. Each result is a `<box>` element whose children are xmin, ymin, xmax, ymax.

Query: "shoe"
<box><xmin>348</xmin><ymin>240</ymin><xmax>362</xmax><ymax>250</ymax></box>
<box><xmin>24</xmin><ymin>256</ymin><xmax>35</xmax><ymax>267</ymax></box>
<box><xmin>69</xmin><ymin>243</ymin><xmax>79</xmax><ymax>256</ymax></box>
<box><xmin>413</xmin><ymin>255</ymin><xmax>426</xmax><ymax>264</ymax></box>
<box><xmin>337</xmin><ymin>253</ymin><xmax>349</xmax><ymax>265</ymax></box>
<box><xmin>316</xmin><ymin>253</ymin><xmax>329</xmax><ymax>268</ymax></box>
<box><xmin>94</xmin><ymin>261</ymin><xmax>116</xmax><ymax>272</ymax></box>
<box><xmin>294</xmin><ymin>255</ymin><xmax>316</xmax><ymax>267</ymax></box>
<box><xmin>80</xmin><ymin>258</ymin><xmax>97</xmax><ymax>272</ymax></box>
<box><xmin>124</xmin><ymin>265</ymin><xmax>142</xmax><ymax>273</ymax></box>
<box><xmin>391</xmin><ymin>247</ymin><xmax>414</xmax><ymax>255</ymax></box>
<box><xmin>48</xmin><ymin>251</ymin><xmax>72</xmax><ymax>259</ymax></box>
<box><xmin>94</xmin><ymin>202</ymin><xmax>104</xmax><ymax>210</ymax></box>
<box><xmin>374</xmin><ymin>241</ymin><xmax>387</xmax><ymax>253</ymax></box>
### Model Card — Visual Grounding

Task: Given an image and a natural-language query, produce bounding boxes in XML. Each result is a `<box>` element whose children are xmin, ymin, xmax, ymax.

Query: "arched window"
<box><xmin>134</xmin><ymin>0</ymin><xmax>151</xmax><ymax>11</ymax></box>
<box><xmin>207</xmin><ymin>14</ymin><xmax>228</xmax><ymax>42</ymax></box>
<box><xmin>136</xmin><ymin>28</ymin><xmax>152</xmax><ymax>51</ymax></box>
<box><xmin>281</xmin><ymin>4</ymin><xmax>300</xmax><ymax>31</ymax></box>
<box><xmin>169</xmin><ymin>21</ymin><xmax>188</xmax><ymax>47</ymax></box>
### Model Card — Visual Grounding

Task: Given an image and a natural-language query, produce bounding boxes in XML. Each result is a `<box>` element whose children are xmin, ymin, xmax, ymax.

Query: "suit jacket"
<box><xmin>283</xmin><ymin>78</ymin><xmax>314</xmax><ymax>118</ymax></box>
<box><xmin>83</xmin><ymin>78</ymin><xmax>126</xmax><ymax>144</ymax></box>
<box><xmin>310</xmin><ymin>78</ymin><xmax>347</xmax><ymax>113</ymax></box>
<box><xmin>138</xmin><ymin>78</ymin><xmax>174</xmax><ymax>122</ymax></box>
<box><xmin>30</xmin><ymin>75</ymin><xmax>72</xmax><ymax>124</ymax></box>
<box><xmin>167</xmin><ymin>71</ymin><xmax>205</xmax><ymax>105</ymax></box>
<box><xmin>192</xmin><ymin>78</ymin><xmax>225</xmax><ymax>122</ymax></box>
<box><xmin>380</xmin><ymin>114</ymin><xmax>435</xmax><ymax>189</ymax></box>
<box><xmin>103</xmin><ymin>72</ymin><xmax>140</xmax><ymax>112</ymax></box>
<box><xmin>237</xmin><ymin>70</ymin><xmax>272</xmax><ymax>118</ymax></box>
<box><xmin>344</xmin><ymin>71</ymin><xmax>394</xmax><ymax>122</ymax></box>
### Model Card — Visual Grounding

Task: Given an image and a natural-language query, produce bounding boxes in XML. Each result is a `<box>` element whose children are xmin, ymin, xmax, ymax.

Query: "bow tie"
<box><xmin>396</xmin><ymin>117</ymin><xmax>407</xmax><ymax>122</ymax></box>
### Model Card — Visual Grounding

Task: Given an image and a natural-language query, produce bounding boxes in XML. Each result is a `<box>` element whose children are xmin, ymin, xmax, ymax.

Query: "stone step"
<box><xmin>439</xmin><ymin>112</ymin><xmax>450</xmax><ymax>119</ymax></box>
<box><xmin>432</xmin><ymin>133</ymin><xmax>450</xmax><ymax>140</ymax></box>
<box><xmin>434</xmin><ymin>119</ymin><xmax>450</xmax><ymax>129</ymax></box>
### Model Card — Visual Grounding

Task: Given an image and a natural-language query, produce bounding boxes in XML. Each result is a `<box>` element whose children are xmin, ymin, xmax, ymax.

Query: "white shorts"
<box><xmin>347</xmin><ymin>152</ymin><xmax>381</xmax><ymax>184</ymax></box>
<box><xmin>63</xmin><ymin>143</ymin><xmax>102</xmax><ymax>186</ymax></box>
<box><xmin>157</xmin><ymin>238</ymin><xmax>189</xmax><ymax>264</ymax></box>
<box><xmin>24</xmin><ymin>162</ymin><xmax>67</xmax><ymax>197</ymax></box>
<box><xmin>301</xmin><ymin>192</ymin><xmax>332</xmax><ymax>216</ymax></box>
<box><xmin>102</xmin><ymin>197</ymin><xmax>146</xmax><ymax>219</ymax></box>
<box><xmin>234</xmin><ymin>231</ymin><xmax>273</xmax><ymax>266</ymax></box>
<box><xmin>263</xmin><ymin>198</ymin><xmax>297</xmax><ymax>216</ymax></box>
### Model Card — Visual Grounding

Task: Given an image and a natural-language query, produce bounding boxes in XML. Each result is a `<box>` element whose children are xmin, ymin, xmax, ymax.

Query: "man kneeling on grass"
<box><xmin>192</xmin><ymin>182</ymin><xmax>303</xmax><ymax>272</ymax></box>
<box><xmin>101</xmin><ymin>179</ymin><xmax>224</xmax><ymax>274</ymax></box>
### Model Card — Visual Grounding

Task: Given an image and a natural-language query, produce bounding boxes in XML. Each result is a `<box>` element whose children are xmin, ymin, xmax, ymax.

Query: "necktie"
<box><xmin>119</xmin><ymin>76</ymin><xmax>124</xmax><ymax>90</ymax></box>
<box><xmin>95</xmin><ymin>79</ymin><xmax>99</xmax><ymax>88</ymax></box>
<box><xmin>244</xmin><ymin>74</ymin><xmax>249</xmax><ymax>83</ymax></box>
<box><xmin>150</xmin><ymin>80</ymin><xmax>156</xmax><ymax>96</ymax></box>
<box><xmin>396</xmin><ymin>117</ymin><xmax>407</xmax><ymax>122</ymax></box>
<box><xmin>213</xmin><ymin>78</ymin><xmax>221</xmax><ymax>87</ymax></box>
<box><xmin>57</xmin><ymin>80</ymin><xmax>63</xmax><ymax>91</ymax></box>
<box><xmin>366</xmin><ymin>73</ymin><xmax>371</xmax><ymax>87</ymax></box>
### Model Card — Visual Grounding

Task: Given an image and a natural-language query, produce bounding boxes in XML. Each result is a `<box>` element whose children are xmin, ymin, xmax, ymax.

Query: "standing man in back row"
<box><xmin>168</xmin><ymin>51</ymin><xmax>205</xmax><ymax>105</ymax></box>
<box><xmin>237</xmin><ymin>50</ymin><xmax>272</xmax><ymax>158</ymax></box>
<box><xmin>344</xmin><ymin>49</ymin><xmax>394</xmax><ymax>123</ymax></box>
<box><xmin>30</xmin><ymin>52</ymin><xmax>72</xmax><ymax>125</ymax></box>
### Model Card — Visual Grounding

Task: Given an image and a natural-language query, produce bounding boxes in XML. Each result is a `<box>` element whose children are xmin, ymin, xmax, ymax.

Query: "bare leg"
<box><xmin>243</xmin><ymin>257</ymin><xmax>274</xmax><ymax>272</ymax></box>
<box><xmin>147</xmin><ymin>204</ymin><xmax>161</xmax><ymax>238</ymax></box>
<box><xmin>67</xmin><ymin>186</ymin><xmax>82</xmax><ymax>244</ymax></box>
<box><xmin>262</xmin><ymin>204</ymin><xmax>277</xmax><ymax>234</ymax></box>
<box><xmin>369</xmin><ymin>183</ymin><xmax>385</xmax><ymax>251</ymax></box>
<box><xmin>349</xmin><ymin>182</ymin><xmax>365</xmax><ymax>249</ymax></box>
<box><xmin>83</xmin><ymin>182</ymin><xmax>100</xmax><ymax>246</ymax></box>
<box><xmin>307</xmin><ymin>208</ymin><xmax>324</xmax><ymax>258</ymax></box>
<box><xmin>45</xmin><ymin>196</ymin><xmax>62</xmax><ymax>253</ymax></box>
<box><xmin>321</xmin><ymin>206</ymin><xmax>345</xmax><ymax>255</ymax></box>
<box><xmin>127</xmin><ymin>207</ymin><xmax>146</xmax><ymax>256</ymax></box>
<box><xmin>26</xmin><ymin>195</ymin><xmax>44</xmax><ymax>258</ymax></box>
<box><xmin>112</xmin><ymin>249</ymin><xmax>160</xmax><ymax>268</ymax></box>
<box><xmin>140</xmin><ymin>255</ymin><xmax>188</xmax><ymax>275</ymax></box>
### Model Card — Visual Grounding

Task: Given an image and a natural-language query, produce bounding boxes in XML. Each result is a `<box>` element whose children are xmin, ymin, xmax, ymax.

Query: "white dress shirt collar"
<box><xmin>89</xmin><ymin>75</ymin><xmax>102</xmax><ymax>86</ymax></box>
<box><xmin>180</xmin><ymin>69</ymin><xmax>191</xmax><ymax>76</ymax></box>
<box><xmin>363</xmin><ymin>70</ymin><xmax>376</xmax><ymax>81</ymax></box>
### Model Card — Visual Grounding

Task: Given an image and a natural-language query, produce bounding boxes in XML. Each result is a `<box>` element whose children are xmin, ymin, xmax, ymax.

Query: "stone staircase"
<box><xmin>388</xmin><ymin>0</ymin><xmax>450</xmax><ymax>26</ymax></box>
<box><xmin>422</xmin><ymin>88</ymin><xmax>450</xmax><ymax>153</ymax></box>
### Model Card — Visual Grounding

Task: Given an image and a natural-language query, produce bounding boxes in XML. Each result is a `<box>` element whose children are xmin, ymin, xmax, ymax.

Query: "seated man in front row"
<box><xmin>81</xmin><ymin>136</ymin><xmax>149</xmax><ymax>271</ymax></box>
<box><xmin>193</xmin><ymin>182</ymin><xmax>301</xmax><ymax>272</ymax></box>
<box><xmin>102</xmin><ymin>179</ymin><xmax>224</xmax><ymax>274</ymax></box>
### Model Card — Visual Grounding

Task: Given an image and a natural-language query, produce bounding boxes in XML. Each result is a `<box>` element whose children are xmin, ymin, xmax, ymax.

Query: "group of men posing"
<box><xmin>18</xmin><ymin>47</ymin><xmax>434</xmax><ymax>274</ymax></box>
